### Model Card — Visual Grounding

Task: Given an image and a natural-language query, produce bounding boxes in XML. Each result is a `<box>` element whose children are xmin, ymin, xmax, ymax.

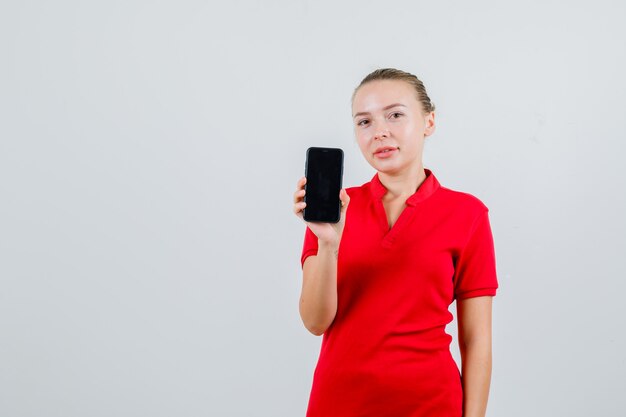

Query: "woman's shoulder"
<box><xmin>344</xmin><ymin>177</ymin><xmax>376</xmax><ymax>199</ymax></box>
<box><xmin>433</xmin><ymin>185</ymin><xmax>492</xmax><ymax>233</ymax></box>
<box><xmin>435</xmin><ymin>184</ymin><xmax>490</xmax><ymax>214</ymax></box>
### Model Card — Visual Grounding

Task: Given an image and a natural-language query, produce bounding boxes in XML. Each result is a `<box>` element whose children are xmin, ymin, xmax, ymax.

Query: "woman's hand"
<box><xmin>293</xmin><ymin>176</ymin><xmax>350</xmax><ymax>248</ymax></box>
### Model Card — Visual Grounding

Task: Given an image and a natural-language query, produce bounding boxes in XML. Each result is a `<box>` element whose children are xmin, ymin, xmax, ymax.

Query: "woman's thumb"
<box><xmin>340</xmin><ymin>189</ymin><xmax>350</xmax><ymax>210</ymax></box>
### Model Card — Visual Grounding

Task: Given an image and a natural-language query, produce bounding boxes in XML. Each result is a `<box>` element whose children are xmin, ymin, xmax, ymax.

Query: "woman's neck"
<box><xmin>378</xmin><ymin>164</ymin><xmax>427</xmax><ymax>201</ymax></box>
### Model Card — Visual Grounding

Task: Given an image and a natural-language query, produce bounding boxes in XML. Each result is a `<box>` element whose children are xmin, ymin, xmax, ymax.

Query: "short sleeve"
<box><xmin>453</xmin><ymin>209</ymin><xmax>499</xmax><ymax>300</ymax></box>
<box><xmin>300</xmin><ymin>225</ymin><xmax>319</xmax><ymax>269</ymax></box>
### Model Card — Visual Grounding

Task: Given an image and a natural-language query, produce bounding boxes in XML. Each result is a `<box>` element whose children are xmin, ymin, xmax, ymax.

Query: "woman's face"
<box><xmin>352</xmin><ymin>79</ymin><xmax>435</xmax><ymax>176</ymax></box>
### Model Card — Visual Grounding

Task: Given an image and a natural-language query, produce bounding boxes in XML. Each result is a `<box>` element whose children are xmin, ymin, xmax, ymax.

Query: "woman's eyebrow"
<box><xmin>353</xmin><ymin>103</ymin><xmax>407</xmax><ymax>119</ymax></box>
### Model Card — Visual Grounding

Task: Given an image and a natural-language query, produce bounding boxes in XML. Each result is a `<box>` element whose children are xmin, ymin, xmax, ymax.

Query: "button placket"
<box><xmin>381</xmin><ymin>204</ymin><xmax>416</xmax><ymax>248</ymax></box>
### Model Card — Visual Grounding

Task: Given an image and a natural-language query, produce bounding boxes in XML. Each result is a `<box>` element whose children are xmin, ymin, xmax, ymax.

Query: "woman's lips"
<box><xmin>374</xmin><ymin>148</ymin><xmax>398</xmax><ymax>159</ymax></box>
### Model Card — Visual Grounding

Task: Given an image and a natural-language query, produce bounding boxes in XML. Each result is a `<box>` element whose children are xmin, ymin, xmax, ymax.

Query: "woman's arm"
<box><xmin>457</xmin><ymin>296</ymin><xmax>494</xmax><ymax>417</ymax></box>
<box><xmin>299</xmin><ymin>242</ymin><xmax>339</xmax><ymax>336</ymax></box>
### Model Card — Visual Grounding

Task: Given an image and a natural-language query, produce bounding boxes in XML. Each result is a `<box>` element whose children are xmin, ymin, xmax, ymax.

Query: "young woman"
<box><xmin>292</xmin><ymin>68</ymin><xmax>498</xmax><ymax>417</ymax></box>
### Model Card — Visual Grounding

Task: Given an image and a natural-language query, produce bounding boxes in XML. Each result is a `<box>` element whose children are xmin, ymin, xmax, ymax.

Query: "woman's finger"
<box><xmin>293</xmin><ymin>188</ymin><xmax>306</xmax><ymax>203</ymax></box>
<box><xmin>294</xmin><ymin>177</ymin><xmax>307</xmax><ymax>202</ymax></box>
<box><xmin>293</xmin><ymin>201</ymin><xmax>306</xmax><ymax>215</ymax></box>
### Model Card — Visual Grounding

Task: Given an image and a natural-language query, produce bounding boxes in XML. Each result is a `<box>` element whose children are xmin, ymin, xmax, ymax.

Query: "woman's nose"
<box><xmin>373</xmin><ymin>124</ymin><xmax>390</xmax><ymax>141</ymax></box>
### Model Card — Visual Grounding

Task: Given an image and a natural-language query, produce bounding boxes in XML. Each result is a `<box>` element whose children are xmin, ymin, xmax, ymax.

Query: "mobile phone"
<box><xmin>303</xmin><ymin>147</ymin><xmax>344</xmax><ymax>223</ymax></box>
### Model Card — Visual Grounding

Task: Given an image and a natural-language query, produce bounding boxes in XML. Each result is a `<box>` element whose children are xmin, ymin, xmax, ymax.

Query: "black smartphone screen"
<box><xmin>303</xmin><ymin>147</ymin><xmax>344</xmax><ymax>223</ymax></box>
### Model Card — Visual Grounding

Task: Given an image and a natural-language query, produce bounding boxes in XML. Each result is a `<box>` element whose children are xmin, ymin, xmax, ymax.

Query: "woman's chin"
<box><xmin>371</xmin><ymin>160</ymin><xmax>403</xmax><ymax>175</ymax></box>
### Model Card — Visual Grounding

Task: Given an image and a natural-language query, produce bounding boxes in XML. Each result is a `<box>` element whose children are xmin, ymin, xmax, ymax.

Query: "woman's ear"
<box><xmin>424</xmin><ymin>111</ymin><xmax>436</xmax><ymax>137</ymax></box>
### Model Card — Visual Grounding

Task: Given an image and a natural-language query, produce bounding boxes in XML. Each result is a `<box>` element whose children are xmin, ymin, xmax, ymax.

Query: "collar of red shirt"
<box><xmin>370</xmin><ymin>168</ymin><xmax>441</xmax><ymax>206</ymax></box>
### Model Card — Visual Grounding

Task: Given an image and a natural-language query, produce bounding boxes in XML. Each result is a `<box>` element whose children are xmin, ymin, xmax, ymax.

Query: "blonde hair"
<box><xmin>352</xmin><ymin>68</ymin><xmax>436</xmax><ymax>115</ymax></box>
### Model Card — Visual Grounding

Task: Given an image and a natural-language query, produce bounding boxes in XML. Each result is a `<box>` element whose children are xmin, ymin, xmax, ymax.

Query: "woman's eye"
<box><xmin>357</xmin><ymin>119</ymin><xmax>369</xmax><ymax>126</ymax></box>
<box><xmin>390</xmin><ymin>112</ymin><xmax>403</xmax><ymax>119</ymax></box>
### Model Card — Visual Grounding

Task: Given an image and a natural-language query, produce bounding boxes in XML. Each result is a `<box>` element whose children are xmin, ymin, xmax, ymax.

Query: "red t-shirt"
<box><xmin>300</xmin><ymin>168</ymin><xmax>498</xmax><ymax>417</ymax></box>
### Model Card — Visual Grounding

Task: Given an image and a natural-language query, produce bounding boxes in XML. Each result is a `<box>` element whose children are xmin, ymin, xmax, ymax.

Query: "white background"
<box><xmin>1</xmin><ymin>1</ymin><xmax>625</xmax><ymax>416</ymax></box>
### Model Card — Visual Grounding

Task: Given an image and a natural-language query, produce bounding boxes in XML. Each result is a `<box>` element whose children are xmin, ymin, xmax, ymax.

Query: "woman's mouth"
<box><xmin>374</xmin><ymin>147</ymin><xmax>398</xmax><ymax>158</ymax></box>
